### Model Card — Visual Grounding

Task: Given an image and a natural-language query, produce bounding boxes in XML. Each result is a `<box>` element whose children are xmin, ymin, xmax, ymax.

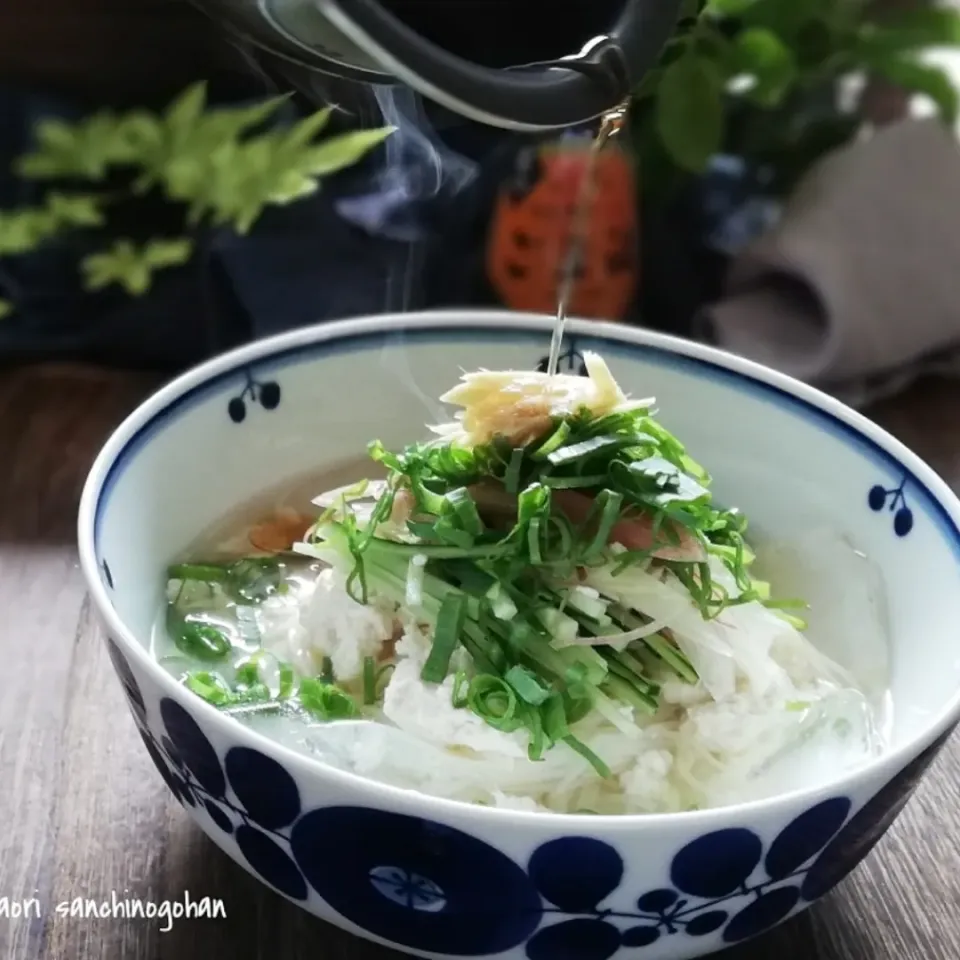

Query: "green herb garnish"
<box><xmin>299</xmin><ymin>678</ymin><xmax>359</xmax><ymax>721</ymax></box>
<box><xmin>228</xmin><ymin>356</ymin><xmax>808</xmax><ymax>778</ymax></box>
<box><xmin>184</xmin><ymin>671</ymin><xmax>233</xmax><ymax>705</ymax></box>
<box><xmin>362</xmin><ymin>656</ymin><xmax>377</xmax><ymax>705</ymax></box>
<box><xmin>173</xmin><ymin>620</ymin><xmax>231</xmax><ymax>662</ymax></box>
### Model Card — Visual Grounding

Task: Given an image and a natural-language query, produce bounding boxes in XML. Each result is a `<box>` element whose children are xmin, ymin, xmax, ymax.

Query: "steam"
<box><xmin>336</xmin><ymin>84</ymin><xmax>478</xmax><ymax>245</ymax></box>
<box><xmin>333</xmin><ymin>84</ymin><xmax>480</xmax><ymax>416</ymax></box>
<box><xmin>225</xmin><ymin>37</ymin><xmax>481</xmax><ymax>411</ymax></box>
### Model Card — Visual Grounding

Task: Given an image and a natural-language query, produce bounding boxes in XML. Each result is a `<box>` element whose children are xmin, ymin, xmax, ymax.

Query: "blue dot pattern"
<box><xmin>290</xmin><ymin>806</ymin><xmax>542</xmax><ymax>955</ymax></box>
<box><xmin>96</xmin><ymin>339</ymin><xmax>949</xmax><ymax>955</ymax></box>
<box><xmin>103</xmin><ymin>634</ymin><xmax>955</xmax><ymax>959</ymax></box>
<box><xmin>867</xmin><ymin>475</ymin><xmax>915</xmax><ymax>537</ymax></box>
<box><xmin>227</xmin><ymin>369</ymin><xmax>281</xmax><ymax>423</ymax></box>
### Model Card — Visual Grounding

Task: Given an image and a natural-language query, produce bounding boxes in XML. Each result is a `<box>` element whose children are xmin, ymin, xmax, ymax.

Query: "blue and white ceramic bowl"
<box><xmin>78</xmin><ymin>311</ymin><xmax>960</xmax><ymax>960</ymax></box>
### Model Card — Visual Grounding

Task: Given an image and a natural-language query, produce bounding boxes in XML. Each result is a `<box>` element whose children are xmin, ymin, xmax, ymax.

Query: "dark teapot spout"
<box><xmin>189</xmin><ymin>0</ymin><xmax>684</xmax><ymax>130</ymax></box>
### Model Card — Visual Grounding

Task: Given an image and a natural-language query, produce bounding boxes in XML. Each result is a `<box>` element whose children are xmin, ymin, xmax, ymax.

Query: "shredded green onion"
<box><xmin>504</xmin><ymin>448</ymin><xmax>525</xmax><ymax>494</ymax></box>
<box><xmin>563</xmin><ymin>735</ymin><xmax>613</xmax><ymax>778</ymax></box>
<box><xmin>278</xmin><ymin>365</ymin><xmax>811</xmax><ymax>779</ymax></box>
<box><xmin>420</xmin><ymin>594</ymin><xmax>466</xmax><ymax>683</ymax></box>
<box><xmin>362</xmin><ymin>656</ymin><xmax>377</xmax><ymax>705</ymax></box>
<box><xmin>505</xmin><ymin>665</ymin><xmax>550</xmax><ymax>705</ymax></box>
<box><xmin>184</xmin><ymin>671</ymin><xmax>233</xmax><ymax>705</ymax></box>
<box><xmin>467</xmin><ymin>675</ymin><xmax>519</xmax><ymax>730</ymax></box>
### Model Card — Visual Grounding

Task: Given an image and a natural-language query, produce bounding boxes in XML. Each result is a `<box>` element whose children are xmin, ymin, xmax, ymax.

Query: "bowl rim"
<box><xmin>78</xmin><ymin>309</ymin><xmax>960</xmax><ymax>831</ymax></box>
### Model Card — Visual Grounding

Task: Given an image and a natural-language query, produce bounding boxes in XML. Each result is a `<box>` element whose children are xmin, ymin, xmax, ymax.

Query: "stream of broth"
<box><xmin>545</xmin><ymin>101</ymin><xmax>630</xmax><ymax>376</ymax></box>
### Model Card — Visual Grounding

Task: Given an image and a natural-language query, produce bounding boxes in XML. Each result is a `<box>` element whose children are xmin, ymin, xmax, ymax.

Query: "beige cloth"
<box><xmin>698</xmin><ymin>118</ymin><xmax>960</xmax><ymax>407</ymax></box>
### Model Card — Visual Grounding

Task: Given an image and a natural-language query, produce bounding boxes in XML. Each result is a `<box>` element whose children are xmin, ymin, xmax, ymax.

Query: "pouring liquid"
<box><xmin>545</xmin><ymin>102</ymin><xmax>631</xmax><ymax>377</ymax></box>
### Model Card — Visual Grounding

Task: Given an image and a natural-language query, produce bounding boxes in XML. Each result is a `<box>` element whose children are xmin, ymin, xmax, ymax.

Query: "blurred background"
<box><xmin>2</xmin><ymin>0</ymin><xmax>960</xmax><ymax>406</ymax></box>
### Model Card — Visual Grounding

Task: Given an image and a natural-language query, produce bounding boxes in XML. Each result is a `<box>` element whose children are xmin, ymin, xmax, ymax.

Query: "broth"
<box><xmin>152</xmin><ymin>457</ymin><xmax>890</xmax><ymax>815</ymax></box>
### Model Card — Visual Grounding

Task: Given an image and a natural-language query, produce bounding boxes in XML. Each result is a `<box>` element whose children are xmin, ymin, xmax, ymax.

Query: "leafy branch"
<box><xmin>633</xmin><ymin>0</ymin><xmax>960</xmax><ymax>200</ymax></box>
<box><xmin>0</xmin><ymin>82</ymin><xmax>394</xmax><ymax>316</ymax></box>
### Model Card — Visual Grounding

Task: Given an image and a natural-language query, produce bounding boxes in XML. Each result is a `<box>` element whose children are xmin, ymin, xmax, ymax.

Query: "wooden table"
<box><xmin>1</xmin><ymin>363</ymin><xmax>958</xmax><ymax>960</ymax></box>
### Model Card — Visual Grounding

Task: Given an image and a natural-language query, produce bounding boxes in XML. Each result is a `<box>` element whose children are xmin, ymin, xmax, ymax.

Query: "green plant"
<box><xmin>0</xmin><ymin>83</ymin><xmax>394</xmax><ymax>318</ymax></box>
<box><xmin>633</xmin><ymin>0</ymin><xmax>960</xmax><ymax>201</ymax></box>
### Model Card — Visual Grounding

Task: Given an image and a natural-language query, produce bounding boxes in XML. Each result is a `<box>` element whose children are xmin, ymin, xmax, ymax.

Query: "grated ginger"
<box><xmin>433</xmin><ymin>351</ymin><xmax>646</xmax><ymax>447</ymax></box>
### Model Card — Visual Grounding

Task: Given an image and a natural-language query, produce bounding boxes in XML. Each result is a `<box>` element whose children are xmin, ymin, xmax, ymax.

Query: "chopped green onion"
<box><xmin>527</xmin><ymin>518</ymin><xmax>543</xmax><ymax>565</ymax></box>
<box><xmin>299</xmin><ymin>678</ymin><xmax>359</xmax><ymax>720</ymax></box>
<box><xmin>505</xmin><ymin>665</ymin><xmax>550</xmax><ymax>706</ymax></box>
<box><xmin>563</xmin><ymin>735</ymin><xmax>612</xmax><ymax>778</ymax></box>
<box><xmin>173</xmin><ymin>620</ymin><xmax>232</xmax><ymax>662</ymax></box>
<box><xmin>444</xmin><ymin>560</ymin><xmax>496</xmax><ymax>596</ymax></box>
<box><xmin>643</xmin><ymin>633</ymin><xmax>698</xmax><ymax>683</ymax></box>
<box><xmin>467</xmin><ymin>675</ymin><xmax>520</xmax><ymax>730</ymax></box>
<box><xmin>563</xmin><ymin>691</ymin><xmax>593</xmax><ymax>725</ymax></box>
<box><xmin>234</xmin><ymin>660</ymin><xmax>260</xmax><ymax>688</ymax></box>
<box><xmin>581</xmin><ymin>490</ymin><xmax>623</xmax><ymax>559</ymax></box>
<box><xmin>446</xmin><ymin>487</ymin><xmax>484</xmax><ymax>537</ymax></box>
<box><xmin>516</xmin><ymin>482</ymin><xmax>550</xmax><ymax>524</ymax></box>
<box><xmin>411</xmin><ymin>479</ymin><xmax>446</xmax><ymax>517</ymax></box>
<box><xmin>504</xmin><ymin>448</ymin><xmax>525</xmax><ymax>494</ymax></box>
<box><xmin>363</xmin><ymin>656</ymin><xmax>377</xmax><ymax>705</ymax></box>
<box><xmin>541</xmin><ymin>693</ymin><xmax>570</xmax><ymax>742</ymax></box>
<box><xmin>601</xmin><ymin>673</ymin><xmax>657</xmax><ymax>714</ymax></box>
<box><xmin>433</xmin><ymin>517</ymin><xmax>476</xmax><ymax>548</ymax></box>
<box><xmin>420</xmin><ymin>593</ymin><xmax>466</xmax><ymax>683</ymax></box>
<box><xmin>168</xmin><ymin>563</ymin><xmax>229</xmax><ymax>583</ymax></box>
<box><xmin>762</xmin><ymin>596</ymin><xmax>809</xmax><ymax>610</ymax></box>
<box><xmin>277</xmin><ymin>661</ymin><xmax>295</xmax><ymax>699</ymax></box>
<box><xmin>545</xmin><ymin>435</ymin><xmax>624</xmax><ymax>466</ymax></box>
<box><xmin>542</xmin><ymin>474</ymin><xmax>607</xmax><ymax>489</ymax></box>
<box><xmin>185</xmin><ymin>671</ymin><xmax>233</xmax><ymax>705</ymax></box>
<box><xmin>527</xmin><ymin>708</ymin><xmax>546</xmax><ymax>761</ymax></box>
<box><xmin>533</xmin><ymin>421</ymin><xmax>571</xmax><ymax>459</ymax></box>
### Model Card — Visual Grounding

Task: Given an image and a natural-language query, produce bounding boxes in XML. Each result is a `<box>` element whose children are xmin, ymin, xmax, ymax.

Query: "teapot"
<box><xmin>189</xmin><ymin>0</ymin><xmax>684</xmax><ymax>130</ymax></box>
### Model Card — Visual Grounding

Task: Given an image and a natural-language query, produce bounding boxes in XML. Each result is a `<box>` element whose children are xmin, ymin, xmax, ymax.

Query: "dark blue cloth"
<box><xmin>0</xmin><ymin>86</ymin><xmax>518</xmax><ymax>371</ymax></box>
<box><xmin>0</xmin><ymin>85</ymin><xmax>732</xmax><ymax>369</ymax></box>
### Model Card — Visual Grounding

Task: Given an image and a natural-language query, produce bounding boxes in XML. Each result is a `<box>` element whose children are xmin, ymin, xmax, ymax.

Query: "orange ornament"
<box><xmin>486</xmin><ymin>141</ymin><xmax>639</xmax><ymax>321</ymax></box>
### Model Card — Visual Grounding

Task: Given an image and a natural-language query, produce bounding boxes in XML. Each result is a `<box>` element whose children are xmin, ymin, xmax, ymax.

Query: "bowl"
<box><xmin>78</xmin><ymin>310</ymin><xmax>960</xmax><ymax>960</ymax></box>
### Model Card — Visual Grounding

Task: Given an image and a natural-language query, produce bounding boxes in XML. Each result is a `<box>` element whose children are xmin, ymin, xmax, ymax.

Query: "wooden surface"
<box><xmin>0</xmin><ymin>363</ymin><xmax>958</xmax><ymax>960</ymax></box>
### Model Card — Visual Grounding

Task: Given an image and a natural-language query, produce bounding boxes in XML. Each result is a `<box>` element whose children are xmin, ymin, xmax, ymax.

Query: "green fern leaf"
<box><xmin>276</xmin><ymin>107</ymin><xmax>333</xmax><ymax>157</ymax></box>
<box><xmin>45</xmin><ymin>192</ymin><xmax>105</xmax><ymax>228</ymax></box>
<box><xmin>0</xmin><ymin>300</ymin><xmax>12</xmax><ymax>320</ymax></box>
<box><xmin>164</xmin><ymin>83</ymin><xmax>209</xmax><ymax>145</ymax></box>
<box><xmin>268</xmin><ymin>170</ymin><xmax>320</xmax><ymax>205</ymax></box>
<box><xmin>142</xmin><ymin>237</ymin><xmax>194</xmax><ymax>268</ymax></box>
<box><xmin>205</xmin><ymin>95</ymin><xmax>292</xmax><ymax>143</ymax></box>
<box><xmin>0</xmin><ymin>208</ymin><xmax>61</xmax><ymax>256</ymax></box>
<box><xmin>297</xmin><ymin>127</ymin><xmax>395</xmax><ymax>178</ymax></box>
<box><xmin>135</xmin><ymin>90</ymin><xmax>290</xmax><ymax>196</ymax></box>
<box><xmin>81</xmin><ymin>237</ymin><xmax>193</xmax><ymax>295</ymax></box>
<box><xmin>16</xmin><ymin>112</ymin><xmax>130</xmax><ymax>180</ymax></box>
